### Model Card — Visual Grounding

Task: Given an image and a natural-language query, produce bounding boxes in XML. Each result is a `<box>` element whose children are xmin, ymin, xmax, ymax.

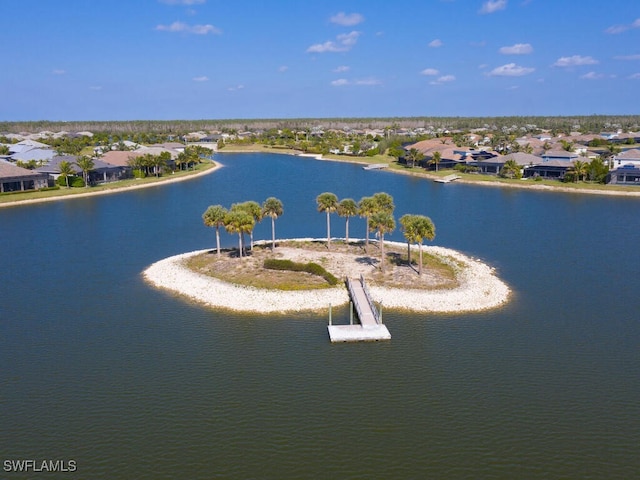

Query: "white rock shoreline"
<box><xmin>142</xmin><ymin>239</ymin><xmax>511</xmax><ymax>314</ymax></box>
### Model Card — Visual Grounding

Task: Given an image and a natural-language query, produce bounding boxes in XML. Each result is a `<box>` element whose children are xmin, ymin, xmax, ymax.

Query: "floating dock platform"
<box><xmin>328</xmin><ymin>275</ymin><xmax>391</xmax><ymax>343</ymax></box>
<box><xmin>363</xmin><ymin>163</ymin><xmax>388</xmax><ymax>170</ymax></box>
<box><xmin>433</xmin><ymin>174</ymin><xmax>461</xmax><ymax>183</ymax></box>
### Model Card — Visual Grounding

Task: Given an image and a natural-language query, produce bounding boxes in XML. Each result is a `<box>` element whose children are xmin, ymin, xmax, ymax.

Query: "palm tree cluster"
<box><xmin>202</xmin><ymin>197</ymin><xmax>284</xmax><ymax>258</ymax></box>
<box><xmin>399</xmin><ymin>214</ymin><xmax>436</xmax><ymax>276</ymax></box>
<box><xmin>127</xmin><ymin>152</ymin><xmax>172</xmax><ymax>177</ymax></box>
<box><xmin>316</xmin><ymin>191</ymin><xmax>400</xmax><ymax>273</ymax></box>
<box><xmin>202</xmin><ymin>192</ymin><xmax>437</xmax><ymax>277</ymax></box>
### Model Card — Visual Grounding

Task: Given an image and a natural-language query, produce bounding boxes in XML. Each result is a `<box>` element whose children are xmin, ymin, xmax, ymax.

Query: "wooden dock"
<box><xmin>328</xmin><ymin>275</ymin><xmax>391</xmax><ymax>342</ymax></box>
<box><xmin>433</xmin><ymin>174</ymin><xmax>461</xmax><ymax>183</ymax></box>
<box><xmin>363</xmin><ymin>163</ymin><xmax>388</xmax><ymax>170</ymax></box>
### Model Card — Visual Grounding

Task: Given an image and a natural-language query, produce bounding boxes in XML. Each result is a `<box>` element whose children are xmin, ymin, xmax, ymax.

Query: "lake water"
<box><xmin>1</xmin><ymin>153</ymin><xmax>639</xmax><ymax>479</ymax></box>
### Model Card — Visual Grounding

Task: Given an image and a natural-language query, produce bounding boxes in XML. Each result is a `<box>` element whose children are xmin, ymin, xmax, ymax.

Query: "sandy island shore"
<box><xmin>142</xmin><ymin>239</ymin><xmax>511</xmax><ymax>314</ymax></box>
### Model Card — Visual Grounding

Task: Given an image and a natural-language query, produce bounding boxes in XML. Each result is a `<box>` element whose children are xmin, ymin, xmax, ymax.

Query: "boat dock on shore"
<box><xmin>433</xmin><ymin>174</ymin><xmax>461</xmax><ymax>183</ymax></box>
<box><xmin>363</xmin><ymin>163</ymin><xmax>388</xmax><ymax>170</ymax></box>
<box><xmin>328</xmin><ymin>275</ymin><xmax>391</xmax><ymax>343</ymax></box>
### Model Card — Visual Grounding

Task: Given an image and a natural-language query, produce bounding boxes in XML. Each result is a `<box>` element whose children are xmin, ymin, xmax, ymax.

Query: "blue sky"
<box><xmin>2</xmin><ymin>0</ymin><xmax>639</xmax><ymax>121</ymax></box>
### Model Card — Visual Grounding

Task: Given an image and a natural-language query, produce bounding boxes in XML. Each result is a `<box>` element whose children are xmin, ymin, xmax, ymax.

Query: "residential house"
<box><xmin>473</xmin><ymin>152</ymin><xmax>539</xmax><ymax>175</ymax></box>
<box><xmin>606</xmin><ymin>165</ymin><xmax>640</xmax><ymax>185</ymax></box>
<box><xmin>35</xmin><ymin>155</ymin><xmax>81</xmax><ymax>184</ymax></box>
<box><xmin>612</xmin><ymin>149</ymin><xmax>640</xmax><ymax>169</ymax></box>
<box><xmin>524</xmin><ymin>159</ymin><xmax>574</xmax><ymax>179</ymax></box>
<box><xmin>540</xmin><ymin>150</ymin><xmax>579</xmax><ymax>162</ymax></box>
<box><xmin>9</xmin><ymin>148</ymin><xmax>56</xmax><ymax>164</ymax></box>
<box><xmin>0</xmin><ymin>160</ymin><xmax>49</xmax><ymax>192</ymax></box>
<box><xmin>8</xmin><ymin>139</ymin><xmax>50</xmax><ymax>154</ymax></box>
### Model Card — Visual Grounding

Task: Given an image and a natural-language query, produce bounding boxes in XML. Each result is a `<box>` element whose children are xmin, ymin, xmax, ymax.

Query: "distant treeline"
<box><xmin>2</xmin><ymin>115</ymin><xmax>640</xmax><ymax>134</ymax></box>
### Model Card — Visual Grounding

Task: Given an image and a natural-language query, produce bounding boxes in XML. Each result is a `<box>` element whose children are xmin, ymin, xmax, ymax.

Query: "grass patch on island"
<box><xmin>185</xmin><ymin>240</ymin><xmax>459</xmax><ymax>291</ymax></box>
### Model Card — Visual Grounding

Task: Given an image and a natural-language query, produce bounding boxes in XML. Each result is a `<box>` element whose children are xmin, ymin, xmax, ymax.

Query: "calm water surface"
<box><xmin>1</xmin><ymin>153</ymin><xmax>639</xmax><ymax>479</ymax></box>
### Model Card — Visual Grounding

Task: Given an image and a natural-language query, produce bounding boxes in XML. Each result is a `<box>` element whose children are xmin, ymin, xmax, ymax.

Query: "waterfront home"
<box><xmin>0</xmin><ymin>160</ymin><xmax>49</xmax><ymax>192</ymax></box>
<box><xmin>523</xmin><ymin>159</ymin><xmax>574</xmax><ymax>179</ymax></box>
<box><xmin>606</xmin><ymin>165</ymin><xmax>640</xmax><ymax>185</ymax></box>
<box><xmin>540</xmin><ymin>150</ymin><xmax>579</xmax><ymax>162</ymax></box>
<box><xmin>472</xmin><ymin>152</ymin><xmax>538</xmax><ymax>175</ymax></box>
<box><xmin>612</xmin><ymin>148</ymin><xmax>640</xmax><ymax>169</ymax></box>
<box><xmin>35</xmin><ymin>155</ymin><xmax>126</xmax><ymax>186</ymax></box>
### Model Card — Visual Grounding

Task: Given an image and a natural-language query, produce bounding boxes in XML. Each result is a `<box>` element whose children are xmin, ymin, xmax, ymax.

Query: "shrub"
<box><xmin>56</xmin><ymin>176</ymin><xmax>84</xmax><ymax>187</ymax></box>
<box><xmin>70</xmin><ymin>176</ymin><xmax>85</xmax><ymax>187</ymax></box>
<box><xmin>263</xmin><ymin>258</ymin><xmax>338</xmax><ymax>285</ymax></box>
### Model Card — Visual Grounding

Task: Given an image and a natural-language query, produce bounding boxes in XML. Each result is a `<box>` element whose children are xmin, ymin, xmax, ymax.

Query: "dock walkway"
<box><xmin>433</xmin><ymin>174</ymin><xmax>461</xmax><ymax>183</ymax></box>
<box><xmin>328</xmin><ymin>275</ymin><xmax>391</xmax><ymax>342</ymax></box>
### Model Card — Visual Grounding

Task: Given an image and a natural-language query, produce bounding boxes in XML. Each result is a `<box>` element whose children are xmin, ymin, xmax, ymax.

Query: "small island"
<box><xmin>143</xmin><ymin>192</ymin><xmax>510</xmax><ymax>317</ymax></box>
<box><xmin>143</xmin><ymin>238</ymin><xmax>510</xmax><ymax>314</ymax></box>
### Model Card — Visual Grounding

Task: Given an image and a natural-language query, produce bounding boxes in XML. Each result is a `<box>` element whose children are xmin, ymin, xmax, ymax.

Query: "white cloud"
<box><xmin>614</xmin><ymin>54</ymin><xmax>640</xmax><ymax>60</ymax></box>
<box><xmin>334</xmin><ymin>65</ymin><xmax>350</xmax><ymax>72</ymax></box>
<box><xmin>227</xmin><ymin>84</ymin><xmax>244</xmax><ymax>91</ymax></box>
<box><xmin>606</xmin><ymin>18</ymin><xmax>640</xmax><ymax>34</ymax></box>
<box><xmin>159</xmin><ymin>0</ymin><xmax>205</xmax><ymax>4</ymax></box>
<box><xmin>89</xmin><ymin>86</ymin><xmax>102</xmax><ymax>91</ymax></box>
<box><xmin>52</xmin><ymin>69</ymin><xmax>66</xmax><ymax>75</ymax></box>
<box><xmin>278</xmin><ymin>66</ymin><xmax>289</xmax><ymax>72</ymax></box>
<box><xmin>193</xmin><ymin>76</ymin><xmax>209</xmax><ymax>82</ymax></box>
<box><xmin>581</xmin><ymin>71</ymin><xmax>604</xmax><ymax>80</ymax></box>
<box><xmin>429</xmin><ymin>39</ymin><xmax>443</xmax><ymax>47</ymax></box>
<box><xmin>420</xmin><ymin>68</ymin><xmax>440</xmax><ymax>76</ymax></box>
<box><xmin>330</xmin><ymin>77</ymin><xmax>381</xmax><ymax>86</ymax></box>
<box><xmin>307</xmin><ymin>31</ymin><xmax>361</xmax><ymax>53</ymax></box>
<box><xmin>488</xmin><ymin>63</ymin><xmax>535</xmax><ymax>76</ymax></box>
<box><xmin>430</xmin><ymin>75</ymin><xmax>456</xmax><ymax>85</ymax></box>
<box><xmin>499</xmin><ymin>43</ymin><xmax>533</xmax><ymax>55</ymax></box>
<box><xmin>156</xmin><ymin>21</ymin><xmax>221</xmax><ymax>35</ymax></box>
<box><xmin>480</xmin><ymin>0</ymin><xmax>507</xmax><ymax>14</ymax></box>
<box><xmin>629</xmin><ymin>73</ymin><xmax>640</xmax><ymax>79</ymax></box>
<box><xmin>330</xmin><ymin>12</ymin><xmax>364</xmax><ymax>26</ymax></box>
<box><xmin>605</xmin><ymin>24</ymin><xmax>628</xmax><ymax>34</ymax></box>
<box><xmin>553</xmin><ymin>55</ymin><xmax>598</xmax><ymax>67</ymax></box>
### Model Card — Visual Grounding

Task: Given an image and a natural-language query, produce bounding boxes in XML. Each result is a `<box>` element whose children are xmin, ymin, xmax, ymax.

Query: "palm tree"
<box><xmin>75</xmin><ymin>155</ymin><xmax>94</xmax><ymax>188</ymax></box>
<box><xmin>400</xmin><ymin>214</ymin><xmax>417</xmax><ymax>267</ymax></box>
<box><xmin>224</xmin><ymin>209</ymin><xmax>254</xmax><ymax>258</ymax></box>
<box><xmin>570</xmin><ymin>160</ymin><xmax>587</xmax><ymax>183</ymax></box>
<box><xmin>430</xmin><ymin>151</ymin><xmax>442</xmax><ymax>171</ymax></box>
<box><xmin>262</xmin><ymin>197</ymin><xmax>283</xmax><ymax>250</ymax></box>
<box><xmin>373</xmin><ymin>192</ymin><xmax>395</xmax><ymax>215</ymax></box>
<box><xmin>412</xmin><ymin>215</ymin><xmax>436</xmax><ymax>276</ymax></box>
<box><xmin>148</xmin><ymin>153</ymin><xmax>169</xmax><ymax>177</ymax></box>
<box><xmin>500</xmin><ymin>159</ymin><xmax>521</xmax><ymax>179</ymax></box>
<box><xmin>202</xmin><ymin>205</ymin><xmax>228</xmax><ymax>255</ymax></box>
<box><xmin>369</xmin><ymin>211</ymin><xmax>395</xmax><ymax>273</ymax></box>
<box><xmin>175</xmin><ymin>151</ymin><xmax>188</xmax><ymax>171</ymax></box>
<box><xmin>405</xmin><ymin>148</ymin><xmax>424</xmax><ymax>168</ymax></box>
<box><xmin>235</xmin><ymin>201</ymin><xmax>263</xmax><ymax>250</ymax></box>
<box><xmin>316</xmin><ymin>192</ymin><xmax>338</xmax><ymax>249</ymax></box>
<box><xmin>58</xmin><ymin>160</ymin><xmax>74</xmax><ymax>188</ymax></box>
<box><xmin>337</xmin><ymin>198</ymin><xmax>358</xmax><ymax>244</ymax></box>
<box><xmin>358</xmin><ymin>196</ymin><xmax>377</xmax><ymax>252</ymax></box>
